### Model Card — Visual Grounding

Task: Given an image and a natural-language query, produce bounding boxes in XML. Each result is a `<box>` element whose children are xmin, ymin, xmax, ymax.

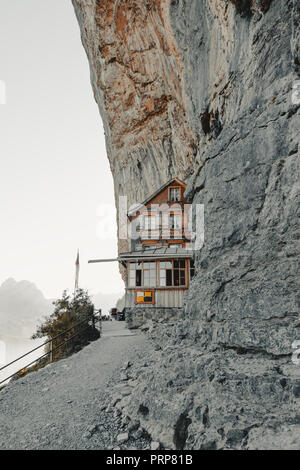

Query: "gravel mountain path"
<box><xmin>0</xmin><ymin>321</ymin><xmax>153</xmax><ymax>450</ymax></box>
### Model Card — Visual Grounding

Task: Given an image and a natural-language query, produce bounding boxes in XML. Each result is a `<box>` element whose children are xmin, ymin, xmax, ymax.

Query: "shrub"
<box><xmin>32</xmin><ymin>289</ymin><xmax>100</xmax><ymax>364</ymax></box>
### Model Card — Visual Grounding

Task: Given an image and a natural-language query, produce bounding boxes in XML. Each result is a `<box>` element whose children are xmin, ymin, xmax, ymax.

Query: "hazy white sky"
<box><xmin>0</xmin><ymin>0</ymin><xmax>124</xmax><ymax>299</ymax></box>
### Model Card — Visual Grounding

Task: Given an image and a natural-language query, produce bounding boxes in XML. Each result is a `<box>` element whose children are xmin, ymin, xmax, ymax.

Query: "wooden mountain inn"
<box><xmin>89</xmin><ymin>178</ymin><xmax>195</xmax><ymax>322</ymax></box>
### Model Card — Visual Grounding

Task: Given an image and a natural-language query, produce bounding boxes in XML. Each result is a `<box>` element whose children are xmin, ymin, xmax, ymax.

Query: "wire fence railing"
<box><xmin>0</xmin><ymin>312</ymin><xmax>102</xmax><ymax>387</ymax></box>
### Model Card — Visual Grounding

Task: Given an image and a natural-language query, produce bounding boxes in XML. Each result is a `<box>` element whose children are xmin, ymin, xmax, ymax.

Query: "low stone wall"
<box><xmin>125</xmin><ymin>307</ymin><xmax>183</xmax><ymax>329</ymax></box>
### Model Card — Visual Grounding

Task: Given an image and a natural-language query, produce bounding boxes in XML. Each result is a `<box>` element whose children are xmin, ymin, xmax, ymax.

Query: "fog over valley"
<box><xmin>0</xmin><ymin>277</ymin><xmax>123</xmax><ymax>384</ymax></box>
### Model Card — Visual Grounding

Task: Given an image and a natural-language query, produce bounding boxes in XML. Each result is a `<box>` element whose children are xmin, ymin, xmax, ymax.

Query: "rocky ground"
<box><xmin>122</xmin><ymin>319</ymin><xmax>300</xmax><ymax>450</ymax></box>
<box><xmin>0</xmin><ymin>322</ymin><xmax>160</xmax><ymax>450</ymax></box>
<box><xmin>1</xmin><ymin>317</ymin><xmax>300</xmax><ymax>450</ymax></box>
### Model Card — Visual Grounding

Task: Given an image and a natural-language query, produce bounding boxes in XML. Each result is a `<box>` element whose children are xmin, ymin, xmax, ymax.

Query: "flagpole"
<box><xmin>74</xmin><ymin>249</ymin><xmax>80</xmax><ymax>293</ymax></box>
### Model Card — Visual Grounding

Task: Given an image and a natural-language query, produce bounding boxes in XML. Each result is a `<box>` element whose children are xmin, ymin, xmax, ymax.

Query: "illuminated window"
<box><xmin>136</xmin><ymin>290</ymin><xmax>154</xmax><ymax>304</ymax></box>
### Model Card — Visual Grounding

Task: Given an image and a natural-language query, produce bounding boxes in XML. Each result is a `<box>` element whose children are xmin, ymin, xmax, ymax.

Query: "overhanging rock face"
<box><xmin>73</xmin><ymin>0</ymin><xmax>300</xmax><ymax>449</ymax></box>
<box><xmin>72</xmin><ymin>0</ymin><xmax>197</xmax><ymax>206</ymax></box>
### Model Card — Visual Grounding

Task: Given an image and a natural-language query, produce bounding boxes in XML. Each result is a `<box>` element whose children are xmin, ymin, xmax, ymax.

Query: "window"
<box><xmin>129</xmin><ymin>262</ymin><xmax>142</xmax><ymax>287</ymax></box>
<box><xmin>169</xmin><ymin>213</ymin><xmax>182</xmax><ymax>229</ymax></box>
<box><xmin>159</xmin><ymin>260</ymin><xmax>186</xmax><ymax>287</ymax></box>
<box><xmin>136</xmin><ymin>290</ymin><xmax>154</xmax><ymax>304</ymax></box>
<box><xmin>169</xmin><ymin>213</ymin><xmax>182</xmax><ymax>239</ymax></box>
<box><xmin>136</xmin><ymin>267</ymin><xmax>142</xmax><ymax>286</ymax></box>
<box><xmin>169</xmin><ymin>187</ymin><xmax>181</xmax><ymax>202</ymax></box>
<box><xmin>129</xmin><ymin>259</ymin><xmax>188</xmax><ymax>289</ymax></box>
<box><xmin>174</xmin><ymin>260</ymin><xmax>186</xmax><ymax>286</ymax></box>
<box><xmin>129</xmin><ymin>263</ymin><xmax>135</xmax><ymax>287</ymax></box>
<box><xmin>128</xmin><ymin>262</ymin><xmax>156</xmax><ymax>287</ymax></box>
<box><xmin>143</xmin><ymin>262</ymin><xmax>156</xmax><ymax>287</ymax></box>
<box><xmin>142</xmin><ymin>215</ymin><xmax>157</xmax><ymax>230</ymax></box>
<box><xmin>141</xmin><ymin>214</ymin><xmax>159</xmax><ymax>240</ymax></box>
<box><xmin>160</xmin><ymin>261</ymin><xmax>172</xmax><ymax>287</ymax></box>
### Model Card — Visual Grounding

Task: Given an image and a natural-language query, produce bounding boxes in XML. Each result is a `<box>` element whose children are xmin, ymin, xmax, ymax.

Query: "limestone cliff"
<box><xmin>72</xmin><ymin>0</ymin><xmax>197</xmax><ymax>205</ymax></box>
<box><xmin>73</xmin><ymin>0</ymin><xmax>300</xmax><ymax>449</ymax></box>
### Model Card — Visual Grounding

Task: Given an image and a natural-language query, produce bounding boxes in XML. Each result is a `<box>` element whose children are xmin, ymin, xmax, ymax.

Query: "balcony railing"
<box><xmin>138</xmin><ymin>228</ymin><xmax>191</xmax><ymax>241</ymax></box>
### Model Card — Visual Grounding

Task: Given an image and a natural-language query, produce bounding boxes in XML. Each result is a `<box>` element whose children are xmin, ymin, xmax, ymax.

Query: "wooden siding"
<box><xmin>129</xmin><ymin>179</ymin><xmax>188</xmax><ymax>221</ymax></box>
<box><xmin>125</xmin><ymin>289</ymin><xmax>185</xmax><ymax>308</ymax></box>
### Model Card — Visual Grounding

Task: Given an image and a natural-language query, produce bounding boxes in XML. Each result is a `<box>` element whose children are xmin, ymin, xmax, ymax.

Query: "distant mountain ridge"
<box><xmin>0</xmin><ymin>278</ymin><xmax>53</xmax><ymax>339</ymax></box>
<box><xmin>0</xmin><ymin>278</ymin><xmax>124</xmax><ymax>338</ymax></box>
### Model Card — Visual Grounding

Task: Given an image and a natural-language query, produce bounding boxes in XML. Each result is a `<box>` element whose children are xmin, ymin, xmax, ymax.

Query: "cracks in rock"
<box><xmin>173</xmin><ymin>412</ymin><xmax>192</xmax><ymax>450</ymax></box>
<box><xmin>224</xmin><ymin>174</ymin><xmax>242</xmax><ymax>183</ymax></box>
<box><xmin>202</xmin><ymin>405</ymin><xmax>210</xmax><ymax>428</ymax></box>
<box><xmin>220</xmin><ymin>343</ymin><xmax>292</xmax><ymax>360</ymax></box>
<box><xmin>287</xmin><ymin>104</ymin><xmax>300</xmax><ymax>118</ymax></box>
<box><xmin>257</xmin><ymin>115</ymin><xmax>281</xmax><ymax>129</ymax></box>
<box><xmin>288</xmin><ymin>144</ymin><xmax>298</xmax><ymax>156</ymax></box>
<box><xmin>140</xmin><ymin>78</ymin><xmax>159</xmax><ymax>89</ymax></box>
<box><xmin>206</xmin><ymin>130</ymin><xmax>250</xmax><ymax>163</ymax></box>
<box><xmin>131</xmin><ymin>45</ymin><xmax>156</xmax><ymax>55</ymax></box>
<box><xmin>105</xmin><ymin>54</ymin><xmax>150</xmax><ymax>91</ymax></box>
<box><xmin>129</xmin><ymin>94</ymin><xmax>173</xmax><ymax>133</ymax></box>
<box><xmin>200</xmin><ymin>98</ymin><xmax>295</xmax><ymax>169</ymax></box>
<box><xmin>252</xmin><ymin>164</ymin><xmax>272</xmax><ymax>230</ymax></box>
<box><xmin>213</xmin><ymin>278</ymin><xmax>235</xmax><ymax>299</ymax></box>
<box><xmin>239</xmin><ymin>423</ymin><xmax>261</xmax><ymax>449</ymax></box>
<box><xmin>261</xmin><ymin>312</ymin><xmax>299</xmax><ymax>322</ymax></box>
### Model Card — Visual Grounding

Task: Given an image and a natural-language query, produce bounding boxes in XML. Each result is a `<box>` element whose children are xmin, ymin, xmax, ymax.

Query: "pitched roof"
<box><xmin>128</xmin><ymin>177</ymin><xmax>186</xmax><ymax>216</ymax></box>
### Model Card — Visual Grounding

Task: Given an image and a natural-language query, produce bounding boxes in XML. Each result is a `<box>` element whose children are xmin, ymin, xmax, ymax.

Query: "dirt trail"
<box><xmin>0</xmin><ymin>321</ymin><xmax>151</xmax><ymax>450</ymax></box>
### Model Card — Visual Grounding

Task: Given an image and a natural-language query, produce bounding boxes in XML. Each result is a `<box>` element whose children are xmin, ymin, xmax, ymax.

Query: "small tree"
<box><xmin>32</xmin><ymin>288</ymin><xmax>99</xmax><ymax>363</ymax></box>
